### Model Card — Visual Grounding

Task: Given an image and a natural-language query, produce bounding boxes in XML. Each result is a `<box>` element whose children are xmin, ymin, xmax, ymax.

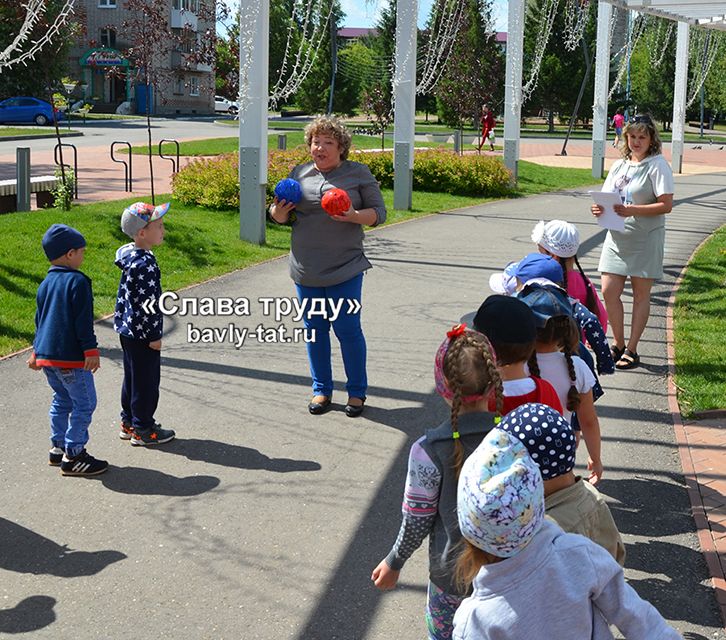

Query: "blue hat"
<box><xmin>489</xmin><ymin>254</ymin><xmax>564</xmax><ymax>296</ymax></box>
<box><xmin>42</xmin><ymin>224</ymin><xmax>86</xmax><ymax>261</ymax></box>
<box><xmin>498</xmin><ymin>403</ymin><xmax>576</xmax><ymax>479</ymax></box>
<box><xmin>517</xmin><ymin>283</ymin><xmax>572</xmax><ymax>327</ymax></box>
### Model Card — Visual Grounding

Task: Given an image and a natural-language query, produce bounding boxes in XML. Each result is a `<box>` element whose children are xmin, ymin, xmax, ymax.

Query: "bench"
<box><xmin>0</xmin><ymin>175</ymin><xmax>59</xmax><ymax>213</ymax></box>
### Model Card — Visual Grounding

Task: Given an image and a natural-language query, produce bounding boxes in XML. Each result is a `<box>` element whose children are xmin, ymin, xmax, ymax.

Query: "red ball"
<box><xmin>321</xmin><ymin>188</ymin><xmax>351</xmax><ymax>216</ymax></box>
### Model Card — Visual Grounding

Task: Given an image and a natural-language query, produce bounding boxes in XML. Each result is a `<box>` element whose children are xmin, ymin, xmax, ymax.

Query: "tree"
<box><xmin>0</xmin><ymin>0</ymin><xmax>83</xmax><ymax>97</ymax></box>
<box><xmin>334</xmin><ymin>40</ymin><xmax>384</xmax><ymax>115</ymax></box>
<box><xmin>435</xmin><ymin>0</ymin><xmax>504</xmax><ymax>132</ymax></box>
<box><xmin>361</xmin><ymin>82</ymin><xmax>393</xmax><ymax>148</ymax></box>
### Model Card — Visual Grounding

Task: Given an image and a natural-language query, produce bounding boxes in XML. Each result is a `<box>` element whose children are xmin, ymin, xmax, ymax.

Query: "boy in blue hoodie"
<box><xmin>114</xmin><ymin>202</ymin><xmax>175</xmax><ymax>446</ymax></box>
<box><xmin>28</xmin><ymin>224</ymin><xmax>108</xmax><ymax>476</ymax></box>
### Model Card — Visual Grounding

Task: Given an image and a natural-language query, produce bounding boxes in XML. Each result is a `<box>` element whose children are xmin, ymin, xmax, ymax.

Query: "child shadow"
<box><xmin>0</xmin><ymin>596</ymin><xmax>56</xmax><ymax>635</ymax></box>
<box><xmin>0</xmin><ymin>517</ymin><xmax>126</xmax><ymax>577</ymax></box>
<box><xmin>93</xmin><ymin>466</ymin><xmax>221</xmax><ymax>496</ymax></box>
<box><xmin>148</xmin><ymin>438</ymin><xmax>322</xmax><ymax>473</ymax></box>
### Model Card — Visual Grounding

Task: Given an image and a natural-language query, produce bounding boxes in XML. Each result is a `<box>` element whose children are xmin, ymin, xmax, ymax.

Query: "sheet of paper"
<box><xmin>589</xmin><ymin>190</ymin><xmax>626</xmax><ymax>232</ymax></box>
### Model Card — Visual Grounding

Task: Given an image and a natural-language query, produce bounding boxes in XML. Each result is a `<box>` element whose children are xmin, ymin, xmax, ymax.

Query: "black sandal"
<box><xmin>611</xmin><ymin>345</ymin><xmax>625</xmax><ymax>362</ymax></box>
<box><xmin>615</xmin><ymin>348</ymin><xmax>640</xmax><ymax>370</ymax></box>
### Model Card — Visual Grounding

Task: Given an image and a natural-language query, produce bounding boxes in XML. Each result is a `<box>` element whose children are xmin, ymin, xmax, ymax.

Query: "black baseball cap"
<box><xmin>473</xmin><ymin>295</ymin><xmax>537</xmax><ymax>344</ymax></box>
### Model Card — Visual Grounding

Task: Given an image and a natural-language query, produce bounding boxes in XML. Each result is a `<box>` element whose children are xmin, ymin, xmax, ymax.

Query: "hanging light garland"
<box><xmin>647</xmin><ymin>17</ymin><xmax>675</xmax><ymax>68</ymax></box>
<box><xmin>391</xmin><ymin>0</ymin><xmax>419</xmax><ymax>110</ymax></box>
<box><xmin>0</xmin><ymin>0</ymin><xmax>75</xmax><ymax>70</ymax></box>
<box><xmin>416</xmin><ymin>0</ymin><xmax>466</xmax><ymax>95</ymax></box>
<box><xmin>562</xmin><ymin>0</ymin><xmax>590</xmax><ymax>52</ymax></box>
<box><xmin>521</xmin><ymin>0</ymin><xmax>560</xmax><ymax>103</ymax></box>
<box><xmin>686</xmin><ymin>29</ymin><xmax>722</xmax><ymax>109</ymax></box>
<box><xmin>608</xmin><ymin>12</ymin><xmax>647</xmax><ymax>100</ymax></box>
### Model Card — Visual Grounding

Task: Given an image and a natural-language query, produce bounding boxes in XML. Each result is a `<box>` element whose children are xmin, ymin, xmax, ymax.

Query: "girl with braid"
<box><xmin>518</xmin><ymin>284</ymin><xmax>604</xmax><ymax>485</ymax></box>
<box><xmin>371</xmin><ymin>324</ymin><xmax>504</xmax><ymax>640</ymax></box>
<box><xmin>531</xmin><ymin>219</ymin><xmax>608</xmax><ymax>334</ymax></box>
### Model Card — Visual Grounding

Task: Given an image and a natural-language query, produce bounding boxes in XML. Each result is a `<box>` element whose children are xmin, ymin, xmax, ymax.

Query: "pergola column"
<box><xmin>503</xmin><ymin>0</ymin><xmax>526</xmax><ymax>182</ymax></box>
<box><xmin>592</xmin><ymin>0</ymin><xmax>613</xmax><ymax>178</ymax></box>
<box><xmin>393</xmin><ymin>0</ymin><xmax>418</xmax><ymax>210</ymax></box>
<box><xmin>671</xmin><ymin>21</ymin><xmax>690</xmax><ymax>174</ymax></box>
<box><xmin>238</xmin><ymin>0</ymin><xmax>269</xmax><ymax>245</ymax></box>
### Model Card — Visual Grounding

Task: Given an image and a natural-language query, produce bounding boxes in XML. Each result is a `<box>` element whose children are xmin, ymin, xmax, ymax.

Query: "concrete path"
<box><xmin>1</xmin><ymin>169</ymin><xmax>725</xmax><ymax>638</ymax></box>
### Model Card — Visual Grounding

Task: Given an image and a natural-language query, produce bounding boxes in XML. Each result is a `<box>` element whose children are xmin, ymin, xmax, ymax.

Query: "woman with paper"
<box><xmin>590</xmin><ymin>114</ymin><xmax>674</xmax><ymax>370</ymax></box>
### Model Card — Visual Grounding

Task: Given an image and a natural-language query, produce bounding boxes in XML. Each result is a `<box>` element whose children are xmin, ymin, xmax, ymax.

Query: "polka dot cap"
<box><xmin>498</xmin><ymin>403</ymin><xmax>576</xmax><ymax>480</ymax></box>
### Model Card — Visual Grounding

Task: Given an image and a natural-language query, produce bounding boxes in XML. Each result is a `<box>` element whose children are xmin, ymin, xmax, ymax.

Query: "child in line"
<box><xmin>371</xmin><ymin>324</ymin><xmax>503</xmax><ymax>640</ymax></box>
<box><xmin>452</xmin><ymin>428</ymin><xmax>681</xmax><ymax>639</ymax></box>
<box><xmin>518</xmin><ymin>283</ymin><xmax>604</xmax><ymax>485</ymax></box>
<box><xmin>115</xmin><ymin>202</ymin><xmax>175</xmax><ymax>446</ymax></box>
<box><xmin>28</xmin><ymin>224</ymin><xmax>108</xmax><ymax>476</ymax></box>
<box><xmin>472</xmin><ymin>295</ymin><xmax>563</xmax><ymax>416</ymax></box>
<box><xmin>499</xmin><ymin>403</ymin><xmax>625</xmax><ymax>564</ymax></box>
<box><xmin>531</xmin><ymin>219</ymin><xmax>608</xmax><ymax>334</ymax></box>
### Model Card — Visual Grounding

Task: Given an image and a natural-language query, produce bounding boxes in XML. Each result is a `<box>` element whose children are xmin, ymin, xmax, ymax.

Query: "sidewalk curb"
<box><xmin>666</xmin><ymin>233</ymin><xmax>726</xmax><ymax>631</ymax></box>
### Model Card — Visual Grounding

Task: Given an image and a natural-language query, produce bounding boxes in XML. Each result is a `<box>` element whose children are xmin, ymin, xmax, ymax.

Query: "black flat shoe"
<box><xmin>615</xmin><ymin>348</ymin><xmax>640</xmax><ymax>370</ymax></box>
<box><xmin>344</xmin><ymin>398</ymin><xmax>365</xmax><ymax>418</ymax></box>
<box><xmin>308</xmin><ymin>397</ymin><xmax>332</xmax><ymax>415</ymax></box>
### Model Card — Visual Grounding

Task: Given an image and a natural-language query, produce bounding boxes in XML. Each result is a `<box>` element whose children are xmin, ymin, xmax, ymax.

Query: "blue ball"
<box><xmin>274</xmin><ymin>178</ymin><xmax>302</xmax><ymax>204</ymax></box>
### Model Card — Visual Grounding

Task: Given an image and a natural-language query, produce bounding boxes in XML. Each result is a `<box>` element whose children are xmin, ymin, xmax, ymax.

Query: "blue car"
<box><xmin>0</xmin><ymin>97</ymin><xmax>62</xmax><ymax>126</ymax></box>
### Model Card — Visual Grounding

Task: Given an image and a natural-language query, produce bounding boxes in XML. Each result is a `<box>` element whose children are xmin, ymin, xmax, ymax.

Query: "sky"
<box><xmin>339</xmin><ymin>0</ymin><xmax>509</xmax><ymax>31</ymax></box>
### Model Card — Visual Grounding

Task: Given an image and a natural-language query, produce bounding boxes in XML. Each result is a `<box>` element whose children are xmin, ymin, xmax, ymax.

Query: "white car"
<box><xmin>214</xmin><ymin>95</ymin><xmax>238</xmax><ymax>114</ymax></box>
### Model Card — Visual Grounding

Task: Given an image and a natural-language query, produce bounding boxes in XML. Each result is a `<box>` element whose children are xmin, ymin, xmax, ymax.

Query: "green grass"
<box><xmin>673</xmin><ymin>225</ymin><xmax>726</xmax><ymax>416</ymax></box>
<box><xmin>516</xmin><ymin>161</ymin><xmax>601</xmax><ymax>195</ymax></box>
<box><xmin>0</xmin><ymin>126</ymin><xmax>80</xmax><ymax>138</ymax></box>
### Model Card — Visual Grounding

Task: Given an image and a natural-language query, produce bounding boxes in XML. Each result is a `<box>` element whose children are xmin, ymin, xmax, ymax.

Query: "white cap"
<box><xmin>488</xmin><ymin>261</ymin><xmax>519</xmax><ymax>296</ymax></box>
<box><xmin>531</xmin><ymin>220</ymin><xmax>580</xmax><ymax>258</ymax></box>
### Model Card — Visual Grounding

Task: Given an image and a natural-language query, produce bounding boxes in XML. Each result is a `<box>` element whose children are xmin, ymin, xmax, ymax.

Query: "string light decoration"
<box><xmin>686</xmin><ymin>29</ymin><xmax>722</xmax><ymax>109</ymax></box>
<box><xmin>391</xmin><ymin>0</ymin><xmax>419</xmax><ymax>105</ymax></box>
<box><xmin>268</xmin><ymin>0</ymin><xmax>335</xmax><ymax>108</ymax></box>
<box><xmin>0</xmin><ymin>0</ymin><xmax>75</xmax><ymax>70</ymax></box>
<box><xmin>521</xmin><ymin>0</ymin><xmax>560</xmax><ymax>103</ymax></box>
<box><xmin>608</xmin><ymin>12</ymin><xmax>647</xmax><ymax>100</ymax></box>
<box><xmin>416</xmin><ymin>0</ymin><xmax>466</xmax><ymax>95</ymax></box>
<box><xmin>647</xmin><ymin>17</ymin><xmax>675</xmax><ymax>68</ymax></box>
<box><xmin>237</xmin><ymin>0</ymin><xmax>262</xmax><ymax>116</ymax></box>
<box><xmin>562</xmin><ymin>0</ymin><xmax>590</xmax><ymax>52</ymax></box>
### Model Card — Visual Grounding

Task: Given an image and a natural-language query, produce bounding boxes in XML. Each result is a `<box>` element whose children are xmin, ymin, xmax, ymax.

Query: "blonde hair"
<box><xmin>304</xmin><ymin>115</ymin><xmax>352</xmax><ymax>161</ymax></box>
<box><xmin>453</xmin><ymin>539</ymin><xmax>501</xmax><ymax>591</ymax></box>
<box><xmin>621</xmin><ymin>114</ymin><xmax>662</xmax><ymax>159</ymax></box>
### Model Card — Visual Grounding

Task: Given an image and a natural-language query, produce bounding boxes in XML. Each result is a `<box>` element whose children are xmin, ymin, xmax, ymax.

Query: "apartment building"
<box><xmin>67</xmin><ymin>0</ymin><xmax>213</xmax><ymax>115</ymax></box>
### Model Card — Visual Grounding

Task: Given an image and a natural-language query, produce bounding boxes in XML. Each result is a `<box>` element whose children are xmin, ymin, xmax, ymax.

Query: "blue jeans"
<box><xmin>120</xmin><ymin>335</ymin><xmax>161</xmax><ymax>431</ymax></box>
<box><xmin>295</xmin><ymin>273</ymin><xmax>367</xmax><ymax>399</ymax></box>
<box><xmin>43</xmin><ymin>367</ymin><xmax>97</xmax><ymax>457</ymax></box>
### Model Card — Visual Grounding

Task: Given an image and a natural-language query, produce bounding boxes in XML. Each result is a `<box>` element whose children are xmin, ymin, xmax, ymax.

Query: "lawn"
<box><xmin>0</xmin><ymin>160</ymin><xmax>602</xmax><ymax>357</ymax></box>
<box><xmin>673</xmin><ymin>225</ymin><xmax>726</xmax><ymax>416</ymax></box>
<box><xmin>0</xmin><ymin>126</ymin><xmax>80</xmax><ymax>138</ymax></box>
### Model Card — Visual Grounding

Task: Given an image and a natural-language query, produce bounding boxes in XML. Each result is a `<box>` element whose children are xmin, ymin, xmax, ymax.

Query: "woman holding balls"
<box><xmin>269</xmin><ymin>115</ymin><xmax>386</xmax><ymax>417</ymax></box>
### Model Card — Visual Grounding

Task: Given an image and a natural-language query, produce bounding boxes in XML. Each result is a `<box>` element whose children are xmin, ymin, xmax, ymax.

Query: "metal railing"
<box><xmin>53</xmin><ymin>143</ymin><xmax>78</xmax><ymax>198</ymax></box>
<box><xmin>110</xmin><ymin>141</ymin><xmax>133</xmax><ymax>192</ymax></box>
<box><xmin>159</xmin><ymin>139</ymin><xmax>180</xmax><ymax>174</ymax></box>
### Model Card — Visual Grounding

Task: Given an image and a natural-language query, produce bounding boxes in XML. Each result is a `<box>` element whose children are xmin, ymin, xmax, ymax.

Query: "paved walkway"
<box><xmin>1</xmin><ymin>165</ymin><xmax>725</xmax><ymax>637</ymax></box>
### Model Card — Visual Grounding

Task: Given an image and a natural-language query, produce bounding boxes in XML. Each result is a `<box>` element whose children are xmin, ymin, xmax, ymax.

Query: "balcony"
<box><xmin>171</xmin><ymin>8</ymin><xmax>197</xmax><ymax>30</ymax></box>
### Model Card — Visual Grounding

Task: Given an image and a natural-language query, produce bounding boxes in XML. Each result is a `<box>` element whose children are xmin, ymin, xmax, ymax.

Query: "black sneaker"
<box><xmin>60</xmin><ymin>450</ymin><xmax>109</xmax><ymax>476</ymax></box>
<box><xmin>49</xmin><ymin>446</ymin><xmax>64</xmax><ymax>466</ymax></box>
<box><xmin>130</xmin><ymin>424</ymin><xmax>175</xmax><ymax>447</ymax></box>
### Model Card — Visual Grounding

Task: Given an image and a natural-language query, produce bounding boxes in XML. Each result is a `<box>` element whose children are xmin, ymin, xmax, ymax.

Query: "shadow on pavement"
<box><xmin>0</xmin><ymin>596</ymin><xmax>56</xmax><ymax>635</ymax></box>
<box><xmin>152</xmin><ymin>438</ymin><xmax>322</xmax><ymax>473</ymax></box>
<box><xmin>0</xmin><ymin>518</ymin><xmax>126</xmax><ymax>576</ymax></box>
<box><xmin>92</xmin><ymin>466</ymin><xmax>220</xmax><ymax>496</ymax></box>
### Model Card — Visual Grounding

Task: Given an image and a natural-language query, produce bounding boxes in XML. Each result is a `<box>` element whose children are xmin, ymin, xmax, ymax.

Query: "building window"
<box><xmin>98</xmin><ymin>0</ymin><xmax>117</xmax><ymax>7</ymax></box>
<box><xmin>100</xmin><ymin>28</ymin><xmax>116</xmax><ymax>49</ymax></box>
<box><xmin>189</xmin><ymin>77</ymin><xmax>199</xmax><ymax>96</ymax></box>
<box><xmin>171</xmin><ymin>28</ymin><xmax>194</xmax><ymax>53</ymax></box>
<box><xmin>173</xmin><ymin>0</ymin><xmax>198</xmax><ymax>11</ymax></box>
<box><xmin>174</xmin><ymin>76</ymin><xmax>185</xmax><ymax>95</ymax></box>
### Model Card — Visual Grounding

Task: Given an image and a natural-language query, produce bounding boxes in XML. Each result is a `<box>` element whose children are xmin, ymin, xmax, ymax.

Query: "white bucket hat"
<box><xmin>531</xmin><ymin>220</ymin><xmax>580</xmax><ymax>258</ymax></box>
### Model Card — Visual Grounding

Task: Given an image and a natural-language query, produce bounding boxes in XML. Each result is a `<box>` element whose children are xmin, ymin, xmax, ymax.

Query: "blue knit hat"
<box><xmin>457</xmin><ymin>429</ymin><xmax>545</xmax><ymax>557</ymax></box>
<box><xmin>498</xmin><ymin>403</ymin><xmax>576</xmax><ymax>479</ymax></box>
<box><xmin>42</xmin><ymin>224</ymin><xmax>86</xmax><ymax>261</ymax></box>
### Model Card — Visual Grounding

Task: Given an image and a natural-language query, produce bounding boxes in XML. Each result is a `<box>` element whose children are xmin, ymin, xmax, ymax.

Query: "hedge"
<box><xmin>172</xmin><ymin>147</ymin><xmax>514</xmax><ymax>209</ymax></box>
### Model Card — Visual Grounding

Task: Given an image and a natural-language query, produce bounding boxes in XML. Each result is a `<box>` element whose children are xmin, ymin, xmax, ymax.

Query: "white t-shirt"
<box><xmin>502</xmin><ymin>378</ymin><xmax>536</xmax><ymax>396</ymax></box>
<box><xmin>527</xmin><ymin>351</ymin><xmax>596</xmax><ymax>422</ymax></box>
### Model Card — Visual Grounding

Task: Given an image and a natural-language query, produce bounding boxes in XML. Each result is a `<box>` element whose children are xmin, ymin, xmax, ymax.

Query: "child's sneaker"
<box><xmin>60</xmin><ymin>450</ymin><xmax>109</xmax><ymax>476</ymax></box>
<box><xmin>119</xmin><ymin>421</ymin><xmax>134</xmax><ymax>440</ymax></box>
<box><xmin>130</xmin><ymin>424</ymin><xmax>175</xmax><ymax>446</ymax></box>
<box><xmin>49</xmin><ymin>446</ymin><xmax>64</xmax><ymax>466</ymax></box>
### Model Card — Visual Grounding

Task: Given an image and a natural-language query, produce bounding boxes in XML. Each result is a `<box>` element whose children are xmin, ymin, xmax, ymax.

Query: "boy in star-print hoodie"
<box><xmin>114</xmin><ymin>202</ymin><xmax>175</xmax><ymax>447</ymax></box>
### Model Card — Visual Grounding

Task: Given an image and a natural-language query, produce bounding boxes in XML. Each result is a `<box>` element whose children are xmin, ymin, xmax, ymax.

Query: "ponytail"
<box><xmin>574</xmin><ymin>256</ymin><xmax>599</xmax><ymax>317</ymax></box>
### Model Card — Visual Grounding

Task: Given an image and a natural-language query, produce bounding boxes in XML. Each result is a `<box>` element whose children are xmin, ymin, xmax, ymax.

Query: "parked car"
<box><xmin>214</xmin><ymin>95</ymin><xmax>238</xmax><ymax>115</ymax></box>
<box><xmin>0</xmin><ymin>97</ymin><xmax>63</xmax><ymax>126</ymax></box>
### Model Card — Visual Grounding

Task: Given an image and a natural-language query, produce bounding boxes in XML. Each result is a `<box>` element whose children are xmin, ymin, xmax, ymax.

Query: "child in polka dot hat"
<box><xmin>452</xmin><ymin>425</ymin><xmax>681</xmax><ymax>640</ymax></box>
<box><xmin>499</xmin><ymin>403</ymin><xmax>625</xmax><ymax>565</ymax></box>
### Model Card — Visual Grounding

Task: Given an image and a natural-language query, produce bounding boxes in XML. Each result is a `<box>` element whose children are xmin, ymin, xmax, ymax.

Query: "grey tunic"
<box><xmin>597</xmin><ymin>154</ymin><xmax>674</xmax><ymax>280</ymax></box>
<box><xmin>287</xmin><ymin>160</ymin><xmax>386</xmax><ymax>287</ymax></box>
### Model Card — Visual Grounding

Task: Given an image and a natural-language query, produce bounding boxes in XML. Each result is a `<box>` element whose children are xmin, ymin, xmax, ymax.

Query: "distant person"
<box><xmin>592</xmin><ymin>113</ymin><xmax>674</xmax><ymax>370</ymax></box>
<box><xmin>452</xmin><ymin>428</ymin><xmax>682</xmax><ymax>639</ymax></box>
<box><xmin>28</xmin><ymin>224</ymin><xmax>108</xmax><ymax>476</ymax></box>
<box><xmin>612</xmin><ymin>107</ymin><xmax>625</xmax><ymax>147</ymax></box>
<box><xmin>477</xmin><ymin>104</ymin><xmax>496</xmax><ymax>152</ymax></box>
<box><xmin>371</xmin><ymin>325</ymin><xmax>503</xmax><ymax>640</ymax></box>
<box><xmin>269</xmin><ymin>115</ymin><xmax>386</xmax><ymax>418</ymax></box>
<box><xmin>114</xmin><ymin>202</ymin><xmax>176</xmax><ymax>446</ymax></box>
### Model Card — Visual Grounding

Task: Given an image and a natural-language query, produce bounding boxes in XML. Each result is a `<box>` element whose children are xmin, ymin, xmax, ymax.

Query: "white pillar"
<box><xmin>592</xmin><ymin>0</ymin><xmax>613</xmax><ymax>178</ymax></box>
<box><xmin>393</xmin><ymin>0</ymin><xmax>418</xmax><ymax>210</ymax></box>
<box><xmin>671</xmin><ymin>21</ymin><xmax>689</xmax><ymax>174</ymax></box>
<box><xmin>238</xmin><ymin>0</ymin><xmax>269</xmax><ymax>245</ymax></box>
<box><xmin>503</xmin><ymin>0</ymin><xmax>525</xmax><ymax>182</ymax></box>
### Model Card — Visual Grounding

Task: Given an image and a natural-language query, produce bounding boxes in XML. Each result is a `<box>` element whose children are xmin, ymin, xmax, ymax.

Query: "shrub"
<box><xmin>172</xmin><ymin>147</ymin><xmax>513</xmax><ymax>209</ymax></box>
